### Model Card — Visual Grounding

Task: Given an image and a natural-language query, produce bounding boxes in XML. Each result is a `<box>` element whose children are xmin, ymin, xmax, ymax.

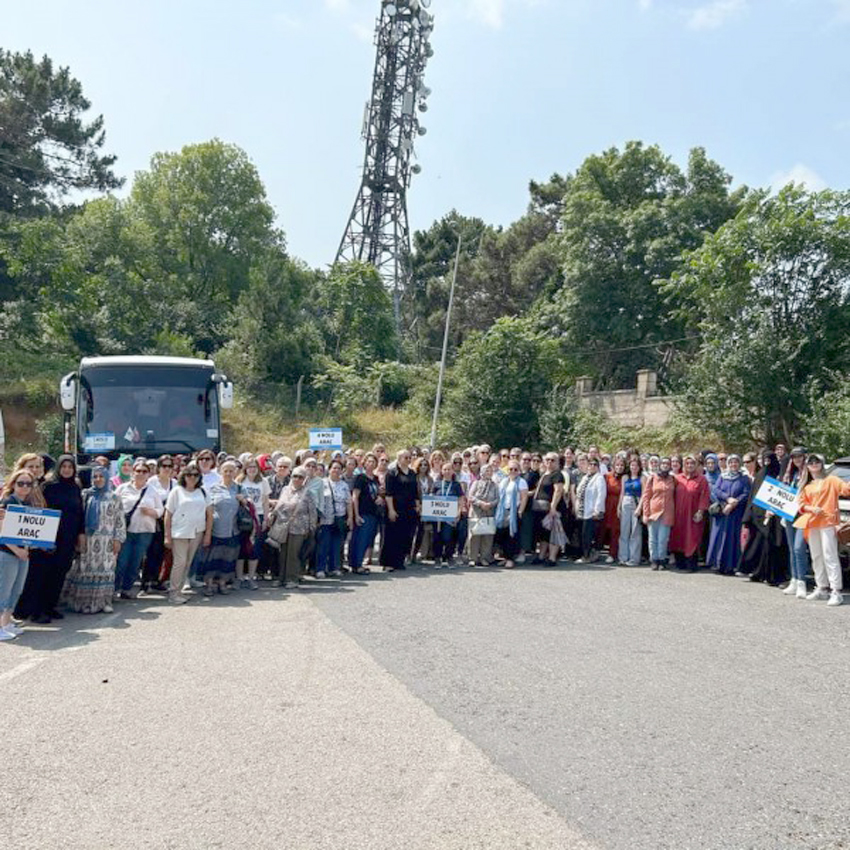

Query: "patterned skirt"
<box><xmin>63</xmin><ymin>533</ymin><xmax>117</xmax><ymax>613</ymax></box>
<box><xmin>197</xmin><ymin>535</ymin><xmax>240</xmax><ymax>577</ymax></box>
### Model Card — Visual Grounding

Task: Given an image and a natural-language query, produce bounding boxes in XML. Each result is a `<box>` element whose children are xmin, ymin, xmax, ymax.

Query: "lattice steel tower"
<box><xmin>335</xmin><ymin>0</ymin><xmax>435</xmax><ymax>332</ymax></box>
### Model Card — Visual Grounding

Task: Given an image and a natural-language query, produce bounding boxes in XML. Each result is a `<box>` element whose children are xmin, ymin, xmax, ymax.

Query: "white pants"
<box><xmin>808</xmin><ymin>526</ymin><xmax>842</xmax><ymax>592</ymax></box>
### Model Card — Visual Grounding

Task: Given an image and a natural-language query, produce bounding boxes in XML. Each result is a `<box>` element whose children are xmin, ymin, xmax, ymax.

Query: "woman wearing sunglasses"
<box><xmin>0</xmin><ymin>470</ymin><xmax>39</xmax><ymax>640</ymax></box>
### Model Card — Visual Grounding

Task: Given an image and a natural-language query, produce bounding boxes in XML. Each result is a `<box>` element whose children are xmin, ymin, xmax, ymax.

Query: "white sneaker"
<box><xmin>796</xmin><ymin>582</ymin><xmax>808</xmax><ymax>599</ymax></box>
<box><xmin>806</xmin><ymin>587</ymin><xmax>830</xmax><ymax>601</ymax></box>
<box><xmin>2</xmin><ymin>623</ymin><xmax>23</xmax><ymax>636</ymax></box>
<box><xmin>515</xmin><ymin>553</ymin><xmax>526</xmax><ymax>565</ymax></box>
<box><xmin>827</xmin><ymin>591</ymin><xmax>844</xmax><ymax>607</ymax></box>
<box><xmin>575</xmin><ymin>557</ymin><xmax>586</xmax><ymax>564</ymax></box>
<box><xmin>315</xmin><ymin>571</ymin><xmax>326</xmax><ymax>580</ymax></box>
<box><xmin>0</xmin><ymin>627</ymin><xmax>17</xmax><ymax>641</ymax></box>
<box><xmin>605</xmin><ymin>555</ymin><xmax>615</xmax><ymax>564</ymax></box>
<box><xmin>283</xmin><ymin>582</ymin><xmax>299</xmax><ymax>590</ymax></box>
<box><xmin>783</xmin><ymin>579</ymin><xmax>799</xmax><ymax>596</ymax></box>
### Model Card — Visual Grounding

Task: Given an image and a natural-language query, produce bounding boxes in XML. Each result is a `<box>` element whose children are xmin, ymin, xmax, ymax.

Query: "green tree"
<box><xmin>131</xmin><ymin>139</ymin><xmax>279</xmax><ymax>352</ymax></box>
<box><xmin>442</xmin><ymin>317</ymin><xmax>561</xmax><ymax>447</ymax></box>
<box><xmin>666</xmin><ymin>185</ymin><xmax>850</xmax><ymax>445</ymax></box>
<box><xmin>0</xmin><ymin>49</ymin><xmax>121</xmax><ymax>217</ymax></box>
<box><xmin>217</xmin><ymin>253</ymin><xmax>323</xmax><ymax>386</ymax></box>
<box><xmin>318</xmin><ymin>261</ymin><xmax>398</xmax><ymax>367</ymax></box>
<box><xmin>544</xmin><ymin>143</ymin><xmax>746</xmax><ymax>387</ymax></box>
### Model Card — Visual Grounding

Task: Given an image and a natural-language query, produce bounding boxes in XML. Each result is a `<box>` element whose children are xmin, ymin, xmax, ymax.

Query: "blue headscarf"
<box><xmin>84</xmin><ymin>466</ymin><xmax>111</xmax><ymax>536</ymax></box>
<box><xmin>704</xmin><ymin>453</ymin><xmax>721</xmax><ymax>488</ymax></box>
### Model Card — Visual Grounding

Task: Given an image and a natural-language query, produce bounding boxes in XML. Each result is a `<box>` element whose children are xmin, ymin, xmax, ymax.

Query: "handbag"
<box><xmin>531</xmin><ymin>475</ymin><xmax>550</xmax><ymax>513</ymax></box>
<box><xmin>469</xmin><ymin>516</ymin><xmax>496</xmax><ymax>536</ymax></box>
<box><xmin>125</xmin><ymin>486</ymin><xmax>149</xmax><ymax>525</ymax></box>
<box><xmin>266</xmin><ymin>514</ymin><xmax>289</xmax><ymax>549</ymax></box>
<box><xmin>236</xmin><ymin>502</ymin><xmax>255</xmax><ymax>534</ymax></box>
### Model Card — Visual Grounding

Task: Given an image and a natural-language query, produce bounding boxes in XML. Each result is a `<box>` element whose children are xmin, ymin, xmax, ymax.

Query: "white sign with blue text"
<box><xmin>0</xmin><ymin>505</ymin><xmax>62</xmax><ymax>550</ymax></box>
<box><xmin>83</xmin><ymin>432</ymin><xmax>116</xmax><ymax>451</ymax></box>
<box><xmin>421</xmin><ymin>495</ymin><xmax>459</xmax><ymax>522</ymax></box>
<box><xmin>309</xmin><ymin>428</ymin><xmax>343</xmax><ymax>451</ymax></box>
<box><xmin>753</xmin><ymin>476</ymin><xmax>799</xmax><ymax>522</ymax></box>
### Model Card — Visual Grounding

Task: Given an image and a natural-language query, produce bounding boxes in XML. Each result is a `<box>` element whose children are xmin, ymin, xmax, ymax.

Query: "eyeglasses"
<box><xmin>15</xmin><ymin>481</ymin><xmax>33</xmax><ymax>488</ymax></box>
<box><xmin>134</xmin><ymin>468</ymin><xmax>149</xmax><ymax>474</ymax></box>
<box><xmin>453</xmin><ymin>460</ymin><xmax>462</xmax><ymax>465</ymax></box>
<box><xmin>199</xmin><ymin>457</ymin><xmax>213</xmax><ymax>463</ymax></box>
<box><xmin>184</xmin><ymin>472</ymin><xmax>200</xmax><ymax>478</ymax></box>
<box><xmin>160</xmin><ymin>463</ymin><xmax>173</xmax><ymax>469</ymax></box>
<box><xmin>292</xmin><ymin>474</ymin><xmax>305</xmax><ymax>479</ymax></box>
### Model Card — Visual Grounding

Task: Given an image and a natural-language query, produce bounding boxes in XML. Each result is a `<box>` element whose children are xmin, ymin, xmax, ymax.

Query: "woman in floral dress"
<box><xmin>65</xmin><ymin>467</ymin><xmax>126</xmax><ymax>614</ymax></box>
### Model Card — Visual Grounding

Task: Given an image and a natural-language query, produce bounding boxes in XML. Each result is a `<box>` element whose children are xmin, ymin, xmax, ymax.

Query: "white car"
<box><xmin>826</xmin><ymin>458</ymin><xmax>850</xmax><ymax>580</ymax></box>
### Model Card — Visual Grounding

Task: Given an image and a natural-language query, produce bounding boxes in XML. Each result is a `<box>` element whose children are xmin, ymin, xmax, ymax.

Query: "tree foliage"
<box><xmin>0</xmin><ymin>49</ymin><xmax>121</xmax><ymax>216</ymax></box>
<box><xmin>666</xmin><ymin>185</ymin><xmax>850</xmax><ymax>445</ymax></box>
<box><xmin>442</xmin><ymin>317</ymin><xmax>561</xmax><ymax>447</ymax></box>
<box><xmin>543</xmin><ymin>143</ymin><xmax>746</xmax><ymax>387</ymax></box>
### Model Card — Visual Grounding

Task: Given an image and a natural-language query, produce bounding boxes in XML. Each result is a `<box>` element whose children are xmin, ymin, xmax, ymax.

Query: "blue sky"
<box><xmin>4</xmin><ymin>0</ymin><xmax>849</xmax><ymax>267</ymax></box>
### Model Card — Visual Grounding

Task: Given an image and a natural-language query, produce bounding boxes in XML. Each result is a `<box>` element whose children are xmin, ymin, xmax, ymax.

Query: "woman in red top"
<box><xmin>599</xmin><ymin>456</ymin><xmax>625</xmax><ymax>564</ymax></box>
<box><xmin>669</xmin><ymin>455</ymin><xmax>710</xmax><ymax>572</ymax></box>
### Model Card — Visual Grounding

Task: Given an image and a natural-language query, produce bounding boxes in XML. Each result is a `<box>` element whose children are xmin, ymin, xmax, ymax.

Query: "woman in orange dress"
<box><xmin>599</xmin><ymin>456</ymin><xmax>625</xmax><ymax>564</ymax></box>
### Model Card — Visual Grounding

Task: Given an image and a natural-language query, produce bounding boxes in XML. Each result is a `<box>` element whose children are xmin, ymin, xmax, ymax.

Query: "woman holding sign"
<box><xmin>793</xmin><ymin>454</ymin><xmax>850</xmax><ymax>607</ymax></box>
<box><xmin>432</xmin><ymin>462</ymin><xmax>465</xmax><ymax>568</ymax></box>
<box><xmin>0</xmin><ymin>470</ymin><xmax>39</xmax><ymax>640</ymax></box>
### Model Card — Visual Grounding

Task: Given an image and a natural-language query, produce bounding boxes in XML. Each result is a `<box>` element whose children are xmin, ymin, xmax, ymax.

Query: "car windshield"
<box><xmin>78</xmin><ymin>365</ymin><xmax>219</xmax><ymax>453</ymax></box>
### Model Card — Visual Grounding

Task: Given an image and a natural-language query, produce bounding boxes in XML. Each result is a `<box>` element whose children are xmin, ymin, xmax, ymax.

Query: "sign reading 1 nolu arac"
<box><xmin>0</xmin><ymin>505</ymin><xmax>62</xmax><ymax>550</ymax></box>
<box><xmin>309</xmin><ymin>428</ymin><xmax>343</xmax><ymax>451</ymax></box>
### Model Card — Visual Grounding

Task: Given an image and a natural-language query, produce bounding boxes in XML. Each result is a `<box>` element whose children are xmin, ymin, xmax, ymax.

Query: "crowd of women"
<box><xmin>1</xmin><ymin>440</ymin><xmax>848</xmax><ymax>641</ymax></box>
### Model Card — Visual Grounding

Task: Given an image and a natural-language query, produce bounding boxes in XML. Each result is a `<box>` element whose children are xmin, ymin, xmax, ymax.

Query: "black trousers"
<box><xmin>15</xmin><ymin>547</ymin><xmax>75</xmax><ymax>617</ymax></box>
<box><xmin>580</xmin><ymin>518</ymin><xmax>598</xmax><ymax>559</ymax></box>
<box><xmin>381</xmin><ymin>512</ymin><xmax>417</xmax><ymax>569</ymax></box>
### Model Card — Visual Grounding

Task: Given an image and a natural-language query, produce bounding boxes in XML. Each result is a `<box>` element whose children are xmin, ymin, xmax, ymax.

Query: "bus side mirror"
<box><xmin>219</xmin><ymin>381</ymin><xmax>234</xmax><ymax>409</ymax></box>
<box><xmin>60</xmin><ymin>373</ymin><xmax>77</xmax><ymax>411</ymax></box>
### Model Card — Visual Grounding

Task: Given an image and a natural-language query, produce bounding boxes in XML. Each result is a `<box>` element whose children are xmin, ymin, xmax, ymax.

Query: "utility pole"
<box><xmin>429</xmin><ymin>232</ymin><xmax>461</xmax><ymax>449</ymax></box>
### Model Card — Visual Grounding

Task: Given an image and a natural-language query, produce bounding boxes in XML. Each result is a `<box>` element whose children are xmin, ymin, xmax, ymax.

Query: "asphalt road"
<box><xmin>2</xmin><ymin>562</ymin><xmax>849</xmax><ymax>849</ymax></box>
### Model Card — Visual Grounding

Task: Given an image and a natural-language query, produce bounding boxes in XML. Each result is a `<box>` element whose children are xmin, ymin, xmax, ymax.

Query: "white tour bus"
<box><xmin>60</xmin><ymin>356</ymin><xmax>233</xmax><ymax>465</ymax></box>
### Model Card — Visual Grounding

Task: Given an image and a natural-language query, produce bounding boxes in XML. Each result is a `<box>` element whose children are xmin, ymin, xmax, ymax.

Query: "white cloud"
<box><xmin>769</xmin><ymin>164</ymin><xmax>828</xmax><ymax>192</ymax></box>
<box><xmin>687</xmin><ymin>0</ymin><xmax>747</xmax><ymax>30</ymax></box>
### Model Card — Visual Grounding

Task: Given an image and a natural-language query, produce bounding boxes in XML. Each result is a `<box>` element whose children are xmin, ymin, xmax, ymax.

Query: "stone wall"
<box><xmin>575</xmin><ymin>370</ymin><xmax>677</xmax><ymax>430</ymax></box>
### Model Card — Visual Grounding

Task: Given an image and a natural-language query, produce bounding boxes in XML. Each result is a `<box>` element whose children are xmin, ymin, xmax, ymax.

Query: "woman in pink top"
<box><xmin>643</xmin><ymin>457</ymin><xmax>676</xmax><ymax>571</ymax></box>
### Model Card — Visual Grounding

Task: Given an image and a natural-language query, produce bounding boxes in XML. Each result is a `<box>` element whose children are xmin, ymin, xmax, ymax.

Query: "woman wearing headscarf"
<box><xmin>64</xmin><ymin>467</ymin><xmax>126</xmax><ymax>614</ymax></box>
<box><xmin>793</xmin><ymin>454</ymin><xmax>850</xmax><ymax>607</ymax></box>
<box><xmin>495</xmin><ymin>459</ymin><xmax>529</xmax><ymax>569</ymax></box>
<box><xmin>702</xmin><ymin>453</ymin><xmax>722</xmax><ymax>564</ymax></box>
<box><xmin>669</xmin><ymin>455</ymin><xmax>710</xmax><ymax>572</ymax></box>
<box><xmin>706</xmin><ymin>455</ymin><xmax>751</xmax><ymax>576</ymax></box>
<box><xmin>742</xmin><ymin>451</ymin><xmax>788</xmax><ymax>586</ymax></box>
<box><xmin>15</xmin><ymin>454</ymin><xmax>85</xmax><ymax>624</ymax></box>
<box><xmin>781</xmin><ymin>447</ymin><xmax>810</xmax><ymax>598</ymax></box>
<box><xmin>111</xmin><ymin>454</ymin><xmax>134</xmax><ymax>489</ymax></box>
<box><xmin>197</xmin><ymin>460</ymin><xmax>243</xmax><ymax>596</ymax></box>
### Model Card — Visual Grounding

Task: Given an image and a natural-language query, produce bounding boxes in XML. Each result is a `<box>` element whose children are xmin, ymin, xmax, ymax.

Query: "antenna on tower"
<box><xmin>335</xmin><ymin>0</ymin><xmax>435</xmax><ymax>338</ymax></box>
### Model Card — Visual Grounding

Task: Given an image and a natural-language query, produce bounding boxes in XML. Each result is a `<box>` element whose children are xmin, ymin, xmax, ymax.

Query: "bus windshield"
<box><xmin>78</xmin><ymin>365</ymin><xmax>220</xmax><ymax>455</ymax></box>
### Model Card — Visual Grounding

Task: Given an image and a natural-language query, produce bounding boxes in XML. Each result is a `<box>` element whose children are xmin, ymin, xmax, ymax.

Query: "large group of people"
<box><xmin>1</xmin><ymin>440</ymin><xmax>848</xmax><ymax>642</ymax></box>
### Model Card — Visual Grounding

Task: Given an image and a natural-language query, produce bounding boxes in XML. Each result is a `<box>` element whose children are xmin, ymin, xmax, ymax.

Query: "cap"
<box><xmin>790</xmin><ymin>446</ymin><xmax>807</xmax><ymax>457</ymax></box>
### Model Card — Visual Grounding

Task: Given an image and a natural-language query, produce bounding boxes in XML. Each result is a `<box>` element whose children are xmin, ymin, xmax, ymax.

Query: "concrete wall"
<box><xmin>576</xmin><ymin>370</ymin><xmax>677</xmax><ymax>430</ymax></box>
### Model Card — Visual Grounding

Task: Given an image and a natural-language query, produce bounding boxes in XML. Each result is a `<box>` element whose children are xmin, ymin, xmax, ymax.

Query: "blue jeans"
<box><xmin>317</xmin><ymin>523</ymin><xmax>344</xmax><ymax>573</ymax></box>
<box><xmin>0</xmin><ymin>550</ymin><xmax>29</xmax><ymax>611</ymax></box>
<box><xmin>115</xmin><ymin>532</ymin><xmax>153</xmax><ymax>592</ymax></box>
<box><xmin>618</xmin><ymin>498</ymin><xmax>643</xmax><ymax>565</ymax></box>
<box><xmin>350</xmin><ymin>515</ymin><xmax>378</xmax><ymax>570</ymax></box>
<box><xmin>784</xmin><ymin>523</ymin><xmax>809</xmax><ymax>581</ymax></box>
<box><xmin>648</xmin><ymin>521</ymin><xmax>671</xmax><ymax>563</ymax></box>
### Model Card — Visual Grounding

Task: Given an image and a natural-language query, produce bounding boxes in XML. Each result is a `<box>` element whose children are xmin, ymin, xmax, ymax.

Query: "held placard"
<box><xmin>0</xmin><ymin>505</ymin><xmax>62</xmax><ymax>550</ymax></box>
<box><xmin>421</xmin><ymin>495</ymin><xmax>459</xmax><ymax>522</ymax></box>
<box><xmin>309</xmin><ymin>428</ymin><xmax>343</xmax><ymax>451</ymax></box>
<box><xmin>752</xmin><ymin>476</ymin><xmax>799</xmax><ymax>522</ymax></box>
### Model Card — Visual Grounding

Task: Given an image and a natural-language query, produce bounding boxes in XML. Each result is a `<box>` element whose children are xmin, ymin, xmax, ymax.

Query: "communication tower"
<box><xmin>335</xmin><ymin>0</ymin><xmax>435</xmax><ymax>332</ymax></box>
